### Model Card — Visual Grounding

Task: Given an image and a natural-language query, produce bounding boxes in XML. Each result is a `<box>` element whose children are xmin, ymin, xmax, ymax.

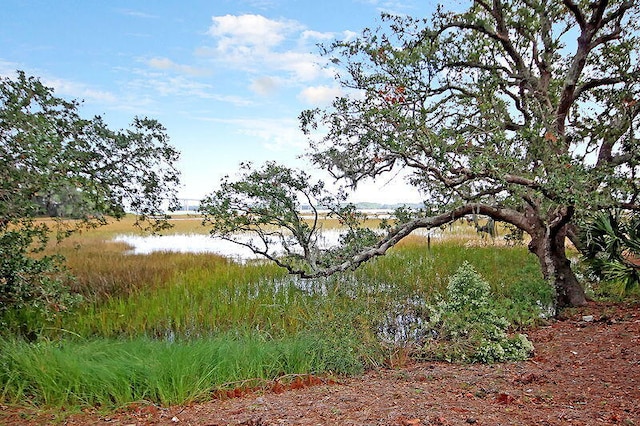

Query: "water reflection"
<box><xmin>113</xmin><ymin>233</ymin><xmax>259</xmax><ymax>260</ymax></box>
<box><xmin>114</xmin><ymin>229</ymin><xmax>437</xmax><ymax>261</ymax></box>
<box><xmin>113</xmin><ymin>229</ymin><xmax>351</xmax><ymax>262</ymax></box>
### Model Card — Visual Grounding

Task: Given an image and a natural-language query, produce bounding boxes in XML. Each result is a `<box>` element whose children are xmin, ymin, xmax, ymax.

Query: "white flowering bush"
<box><xmin>423</xmin><ymin>262</ymin><xmax>534</xmax><ymax>363</ymax></box>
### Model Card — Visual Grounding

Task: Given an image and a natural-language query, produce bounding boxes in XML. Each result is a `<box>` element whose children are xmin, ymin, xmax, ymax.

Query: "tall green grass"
<box><xmin>55</xmin><ymin>240</ymin><xmax>550</xmax><ymax>340</ymax></box>
<box><xmin>63</xmin><ymin>262</ymin><xmax>304</xmax><ymax>338</ymax></box>
<box><xmin>0</xmin><ymin>333</ymin><xmax>361</xmax><ymax>408</ymax></box>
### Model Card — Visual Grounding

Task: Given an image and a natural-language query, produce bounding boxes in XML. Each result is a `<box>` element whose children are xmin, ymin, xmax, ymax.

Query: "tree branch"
<box><xmin>601</xmin><ymin>1</ymin><xmax>634</xmax><ymax>26</ymax></box>
<box><xmin>563</xmin><ymin>0</ymin><xmax>587</xmax><ymax>30</ymax></box>
<box><xmin>293</xmin><ymin>203</ymin><xmax>529</xmax><ymax>278</ymax></box>
<box><xmin>574</xmin><ymin>76</ymin><xmax>626</xmax><ymax>100</ymax></box>
<box><xmin>555</xmin><ymin>0</ymin><xmax>618</xmax><ymax>137</ymax></box>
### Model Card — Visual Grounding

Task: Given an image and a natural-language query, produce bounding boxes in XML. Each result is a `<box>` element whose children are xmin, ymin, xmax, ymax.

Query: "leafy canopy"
<box><xmin>301</xmin><ymin>1</ymin><xmax>639</xmax><ymax>214</ymax></box>
<box><xmin>0</xmin><ymin>71</ymin><xmax>181</xmax><ymax>331</ymax></box>
<box><xmin>202</xmin><ymin>1</ymin><xmax>639</xmax><ymax>306</ymax></box>
<box><xmin>1</xmin><ymin>71</ymin><xmax>181</xmax><ymax>230</ymax></box>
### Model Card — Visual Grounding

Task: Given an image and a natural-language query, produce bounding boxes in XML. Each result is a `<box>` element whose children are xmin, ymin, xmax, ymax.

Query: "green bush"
<box><xmin>421</xmin><ymin>262</ymin><xmax>534</xmax><ymax>363</ymax></box>
<box><xmin>0</xmin><ymin>224</ymin><xmax>81</xmax><ymax>338</ymax></box>
<box><xmin>581</xmin><ymin>210</ymin><xmax>640</xmax><ymax>296</ymax></box>
<box><xmin>1</xmin><ymin>71</ymin><xmax>179</xmax><ymax>338</ymax></box>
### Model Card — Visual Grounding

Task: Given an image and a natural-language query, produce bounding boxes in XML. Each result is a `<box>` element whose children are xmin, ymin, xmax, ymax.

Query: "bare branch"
<box><xmin>490</xmin><ymin>0</ymin><xmax>529</xmax><ymax>79</ymax></box>
<box><xmin>446</xmin><ymin>60</ymin><xmax>512</xmax><ymax>75</ymax></box>
<box><xmin>596</xmin><ymin>103</ymin><xmax>640</xmax><ymax>167</ymax></box>
<box><xmin>590</xmin><ymin>25</ymin><xmax>623</xmax><ymax>49</ymax></box>
<box><xmin>554</xmin><ymin>0</ymin><xmax>633</xmax><ymax>135</ymax></box>
<box><xmin>555</xmin><ymin>4</ymin><xmax>612</xmax><ymax>137</ymax></box>
<box><xmin>589</xmin><ymin>0</ymin><xmax>609</xmax><ymax>27</ymax></box>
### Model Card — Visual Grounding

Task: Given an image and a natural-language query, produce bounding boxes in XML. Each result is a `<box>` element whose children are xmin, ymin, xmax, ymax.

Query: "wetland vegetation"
<box><xmin>1</xmin><ymin>215</ymin><xmax>557</xmax><ymax>411</ymax></box>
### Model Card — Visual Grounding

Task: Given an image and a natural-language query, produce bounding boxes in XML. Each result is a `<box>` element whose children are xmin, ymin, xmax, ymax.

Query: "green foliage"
<box><xmin>200</xmin><ymin>161</ymin><xmax>382</xmax><ymax>276</ymax></box>
<box><xmin>493</xmin><ymin>270</ymin><xmax>556</xmax><ymax>327</ymax></box>
<box><xmin>423</xmin><ymin>262</ymin><xmax>534</xmax><ymax>363</ymax></box>
<box><xmin>202</xmin><ymin>1</ymin><xmax>640</xmax><ymax>307</ymax></box>
<box><xmin>581</xmin><ymin>210</ymin><xmax>640</xmax><ymax>295</ymax></box>
<box><xmin>0</xmin><ymin>222</ymin><xmax>82</xmax><ymax>337</ymax></box>
<box><xmin>306</xmin><ymin>3</ymin><xmax>640</xmax><ymax>213</ymax></box>
<box><xmin>0</xmin><ymin>71</ymin><xmax>181</xmax><ymax>334</ymax></box>
<box><xmin>0</xmin><ymin>71</ymin><xmax>181</xmax><ymax>229</ymax></box>
<box><xmin>0</xmin><ymin>236</ymin><xmax>553</xmax><ymax>410</ymax></box>
<box><xmin>56</xmin><ymin>239</ymin><xmax>546</xmax><ymax>341</ymax></box>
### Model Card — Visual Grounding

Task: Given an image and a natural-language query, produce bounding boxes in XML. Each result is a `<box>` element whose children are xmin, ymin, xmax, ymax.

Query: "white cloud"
<box><xmin>208</xmin><ymin>14</ymin><xmax>303</xmax><ymax>52</ymax></box>
<box><xmin>147</xmin><ymin>57</ymin><xmax>175</xmax><ymax>69</ymax></box>
<box><xmin>301</xmin><ymin>30</ymin><xmax>336</xmax><ymax>41</ymax></box>
<box><xmin>199</xmin><ymin>116</ymin><xmax>307</xmax><ymax>152</ymax></box>
<box><xmin>44</xmin><ymin>78</ymin><xmax>118</xmax><ymax>104</ymax></box>
<box><xmin>356</xmin><ymin>0</ymin><xmax>419</xmax><ymax>15</ymax></box>
<box><xmin>250</xmin><ymin>76</ymin><xmax>281</xmax><ymax>95</ymax></box>
<box><xmin>341</xmin><ymin>30</ymin><xmax>359</xmax><ymax>42</ymax></box>
<box><xmin>126</xmin><ymin>71</ymin><xmax>252</xmax><ymax>106</ymax></box>
<box><xmin>117</xmin><ymin>9</ymin><xmax>158</xmax><ymax>19</ymax></box>
<box><xmin>203</xmin><ymin>14</ymin><xmax>334</xmax><ymax>88</ymax></box>
<box><xmin>0</xmin><ymin>61</ymin><xmax>20</xmax><ymax>76</ymax></box>
<box><xmin>271</xmin><ymin>51</ymin><xmax>325</xmax><ymax>81</ymax></box>
<box><xmin>126</xmin><ymin>72</ymin><xmax>211</xmax><ymax>97</ymax></box>
<box><xmin>236</xmin><ymin>117</ymin><xmax>307</xmax><ymax>151</ymax></box>
<box><xmin>298</xmin><ymin>85</ymin><xmax>343</xmax><ymax>105</ymax></box>
<box><xmin>146</xmin><ymin>57</ymin><xmax>210</xmax><ymax>76</ymax></box>
<box><xmin>243</xmin><ymin>123</ymin><xmax>305</xmax><ymax>152</ymax></box>
<box><xmin>347</xmin><ymin>176</ymin><xmax>424</xmax><ymax>204</ymax></box>
<box><xmin>243</xmin><ymin>0</ymin><xmax>278</xmax><ymax>10</ymax></box>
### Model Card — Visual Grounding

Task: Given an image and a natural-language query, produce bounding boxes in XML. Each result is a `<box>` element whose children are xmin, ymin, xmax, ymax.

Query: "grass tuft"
<box><xmin>0</xmin><ymin>332</ymin><xmax>362</xmax><ymax>408</ymax></box>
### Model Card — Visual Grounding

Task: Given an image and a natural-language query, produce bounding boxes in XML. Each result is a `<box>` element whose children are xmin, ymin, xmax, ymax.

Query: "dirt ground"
<box><xmin>3</xmin><ymin>301</ymin><xmax>639</xmax><ymax>426</ymax></box>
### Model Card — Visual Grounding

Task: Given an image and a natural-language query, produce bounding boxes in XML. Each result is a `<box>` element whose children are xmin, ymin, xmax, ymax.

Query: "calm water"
<box><xmin>114</xmin><ymin>228</ymin><xmax>437</xmax><ymax>261</ymax></box>
<box><xmin>113</xmin><ymin>233</ymin><xmax>257</xmax><ymax>259</ymax></box>
<box><xmin>113</xmin><ymin>229</ymin><xmax>352</xmax><ymax>261</ymax></box>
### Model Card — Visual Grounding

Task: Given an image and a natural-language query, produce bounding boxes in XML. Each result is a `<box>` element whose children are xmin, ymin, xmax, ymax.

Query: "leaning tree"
<box><xmin>201</xmin><ymin>0</ymin><xmax>640</xmax><ymax>307</ymax></box>
<box><xmin>1</xmin><ymin>71</ymin><xmax>180</xmax><ymax>327</ymax></box>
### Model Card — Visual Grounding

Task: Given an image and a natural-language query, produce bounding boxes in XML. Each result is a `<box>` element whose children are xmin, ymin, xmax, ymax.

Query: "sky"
<box><xmin>0</xmin><ymin>0</ymin><xmax>437</xmax><ymax>205</ymax></box>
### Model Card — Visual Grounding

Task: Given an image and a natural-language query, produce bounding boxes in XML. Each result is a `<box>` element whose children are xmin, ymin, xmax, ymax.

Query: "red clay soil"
<box><xmin>3</xmin><ymin>301</ymin><xmax>639</xmax><ymax>426</ymax></box>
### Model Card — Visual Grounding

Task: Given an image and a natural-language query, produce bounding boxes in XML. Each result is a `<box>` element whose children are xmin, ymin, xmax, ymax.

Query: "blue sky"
<box><xmin>1</xmin><ymin>0</ymin><xmax>435</xmax><ymax>204</ymax></box>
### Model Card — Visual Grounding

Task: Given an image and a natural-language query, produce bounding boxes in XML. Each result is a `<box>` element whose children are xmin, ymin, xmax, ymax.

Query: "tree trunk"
<box><xmin>529</xmin><ymin>224</ymin><xmax>587</xmax><ymax>308</ymax></box>
<box><xmin>551</xmin><ymin>244</ymin><xmax>587</xmax><ymax>308</ymax></box>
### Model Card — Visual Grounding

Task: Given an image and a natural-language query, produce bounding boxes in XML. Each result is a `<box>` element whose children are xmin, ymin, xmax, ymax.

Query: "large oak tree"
<box><xmin>201</xmin><ymin>0</ymin><xmax>640</xmax><ymax>308</ymax></box>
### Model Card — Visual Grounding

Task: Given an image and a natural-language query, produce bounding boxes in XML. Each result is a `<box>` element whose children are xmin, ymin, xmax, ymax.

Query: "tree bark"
<box><xmin>529</xmin><ymin>224</ymin><xmax>587</xmax><ymax>308</ymax></box>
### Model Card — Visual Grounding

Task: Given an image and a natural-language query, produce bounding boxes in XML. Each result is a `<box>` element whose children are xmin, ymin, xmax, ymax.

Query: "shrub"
<box><xmin>0</xmin><ymin>224</ymin><xmax>81</xmax><ymax>338</ymax></box>
<box><xmin>581</xmin><ymin>210</ymin><xmax>640</xmax><ymax>296</ymax></box>
<box><xmin>422</xmin><ymin>262</ymin><xmax>534</xmax><ymax>363</ymax></box>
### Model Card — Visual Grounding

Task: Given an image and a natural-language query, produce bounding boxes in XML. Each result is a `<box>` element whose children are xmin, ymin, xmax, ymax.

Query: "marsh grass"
<box><xmin>54</xmin><ymin>234</ymin><xmax>548</xmax><ymax>339</ymax></box>
<box><xmin>1</xmin><ymin>216</ymin><xmax>552</xmax><ymax>410</ymax></box>
<box><xmin>63</xmin><ymin>263</ymin><xmax>300</xmax><ymax>338</ymax></box>
<box><xmin>0</xmin><ymin>333</ymin><xmax>360</xmax><ymax>408</ymax></box>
